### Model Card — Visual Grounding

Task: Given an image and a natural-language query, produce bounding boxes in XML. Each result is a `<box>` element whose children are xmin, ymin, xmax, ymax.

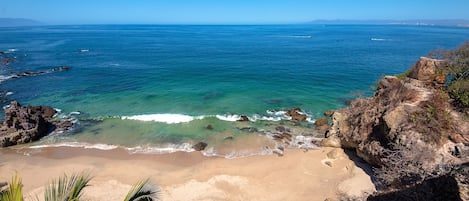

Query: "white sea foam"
<box><xmin>371</xmin><ymin>38</ymin><xmax>386</xmax><ymax>41</ymax></box>
<box><xmin>0</xmin><ymin>75</ymin><xmax>12</xmax><ymax>83</ymax></box>
<box><xmin>121</xmin><ymin>114</ymin><xmax>199</xmax><ymax>124</ymax></box>
<box><xmin>69</xmin><ymin>111</ymin><xmax>81</xmax><ymax>115</ymax></box>
<box><xmin>289</xmin><ymin>135</ymin><xmax>321</xmax><ymax>150</ymax></box>
<box><xmin>215</xmin><ymin>114</ymin><xmax>242</xmax><ymax>122</ymax></box>
<box><xmin>201</xmin><ymin>147</ymin><xmax>273</xmax><ymax>159</ymax></box>
<box><xmin>79</xmin><ymin>49</ymin><xmax>89</xmax><ymax>52</ymax></box>
<box><xmin>120</xmin><ymin>110</ymin><xmax>315</xmax><ymax>124</ymax></box>
<box><xmin>5</xmin><ymin>91</ymin><xmax>13</xmax><ymax>96</ymax></box>
<box><xmin>266</xmin><ymin>110</ymin><xmax>287</xmax><ymax>116</ymax></box>
<box><xmin>250</xmin><ymin>114</ymin><xmax>284</xmax><ymax>122</ymax></box>
<box><xmin>284</xmin><ymin>35</ymin><xmax>313</xmax><ymax>39</ymax></box>
<box><xmin>29</xmin><ymin>142</ymin><xmax>118</xmax><ymax>150</ymax></box>
<box><xmin>126</xmin><ymin>143</ymin><xmax>195</xmax><ymax>154</ymax></box>
<box><xmin>7</xmin><ymin>48</ymin><xmax>18</xmax><ymax>52</ymax></box>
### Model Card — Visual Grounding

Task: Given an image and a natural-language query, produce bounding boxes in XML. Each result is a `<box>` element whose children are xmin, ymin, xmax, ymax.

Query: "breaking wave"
<box><xmin>121</xmin><ymin>114</ymin><xmax>203</xmax><ymax>124</ymax></box>
<box><xmin>120</xmin><ymin>110</ymin><xmax>315</xmax><ymax>124</ymax></box>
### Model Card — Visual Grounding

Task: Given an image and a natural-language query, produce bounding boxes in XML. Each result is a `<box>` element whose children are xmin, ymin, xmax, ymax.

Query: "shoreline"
<box><xmin>0</xmin><ymin>146</ymin><xmax>375</xmax><ymax>201</ymax></box>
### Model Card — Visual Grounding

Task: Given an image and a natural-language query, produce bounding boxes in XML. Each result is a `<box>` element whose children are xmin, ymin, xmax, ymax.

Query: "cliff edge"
<box><xmin>322</xmin><ymin>55</ymin><xmax>469</xmax><ymax>199</ymax></box>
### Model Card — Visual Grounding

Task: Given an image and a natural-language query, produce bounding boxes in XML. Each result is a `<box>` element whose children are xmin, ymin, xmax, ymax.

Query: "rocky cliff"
<box><xmin>323</xmin><ymin>57</ymin><xmax>468</xmax><ymax>167</ymax></box>
<box><xmin>321</xmin><ymin>57</ymin><xmax>469</xmax><ymax>199</ymax></box>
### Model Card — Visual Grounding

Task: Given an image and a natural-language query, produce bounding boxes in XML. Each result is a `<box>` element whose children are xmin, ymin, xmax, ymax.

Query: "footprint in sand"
<box><xmin>321</xmin><ymin>149</ymin><xmax>343</xmax><ymax>167</ymax></box>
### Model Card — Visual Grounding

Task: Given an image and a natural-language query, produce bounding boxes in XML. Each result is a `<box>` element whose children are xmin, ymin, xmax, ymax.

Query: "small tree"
<box><xmin>430</xmin><ymin>41</ymin><xmax>469</xmax><ymax>108</ymax></box>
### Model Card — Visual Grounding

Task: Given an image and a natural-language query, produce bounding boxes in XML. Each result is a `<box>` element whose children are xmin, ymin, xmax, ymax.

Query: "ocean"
<box><xmin>1</xmin><ymin>24</ymin><xmax>468</xmax><ymax>157</ymax></box>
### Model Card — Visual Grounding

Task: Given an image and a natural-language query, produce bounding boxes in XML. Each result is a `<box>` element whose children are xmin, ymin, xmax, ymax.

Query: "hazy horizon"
<box><xmin>1</xmin><ymin>0</ymin><xmax>469</xmax><ymax>25</ymax></box>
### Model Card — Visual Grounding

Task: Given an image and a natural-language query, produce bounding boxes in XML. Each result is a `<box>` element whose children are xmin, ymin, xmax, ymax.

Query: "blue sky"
<box><xmin>1</xmin><ymin>0</ymin><xmax>469</xmax><ymax>24</ymax></box>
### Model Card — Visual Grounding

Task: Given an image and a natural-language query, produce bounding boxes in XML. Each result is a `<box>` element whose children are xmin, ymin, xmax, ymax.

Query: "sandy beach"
<box><xmin>0</xmin><ymin>147</ymin><xmax>375</xmax><ymax>201</ymax></box>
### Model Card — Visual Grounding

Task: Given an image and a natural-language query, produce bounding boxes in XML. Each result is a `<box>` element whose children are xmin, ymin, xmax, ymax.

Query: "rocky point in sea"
<box><xmin>0</xmin><ymin>101</ymin><xmax>74</xmax><ymax>147</ymax></box>
<box><xmin>321</xmin><ymin>56</ymin><xmax>469</xmax><ymax>199</ymax></box>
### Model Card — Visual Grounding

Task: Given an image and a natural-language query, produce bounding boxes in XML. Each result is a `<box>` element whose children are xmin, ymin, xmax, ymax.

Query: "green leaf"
<box><xmin>123</xmin><ymin>179</ymin><xmax>160</xmax><ymax>201</ymax></box>
<box><xmin>0</xmin><ymin>174</ymin><xmax>24</xmax><ymax>201</ymax></box>
<box><xmin>43</xmin><ymin>172</ymin><xmax>92</xmax><ymax>201</ymax></box>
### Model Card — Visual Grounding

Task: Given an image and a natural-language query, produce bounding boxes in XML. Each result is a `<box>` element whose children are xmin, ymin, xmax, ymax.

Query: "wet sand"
<box><xmin>0</xmin><ymin>147</ymin><xmax>375</xmax><ymax>201</ymax></box>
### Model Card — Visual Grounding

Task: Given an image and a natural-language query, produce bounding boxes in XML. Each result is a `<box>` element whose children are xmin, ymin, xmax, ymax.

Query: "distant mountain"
<box><xmin>0</xmin><ymin>18</ymin><xmax>42</xmax><ymax>27</ymax></box>
<box><xmin>308</xmin><ymin>19</ymin><xmax>469</xmax><ymax>27</ymax></box>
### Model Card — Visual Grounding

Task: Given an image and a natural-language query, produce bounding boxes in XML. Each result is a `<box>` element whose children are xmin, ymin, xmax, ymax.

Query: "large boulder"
<box><xmin>0</xmin><ymin>101</ymin><xmax>57</xmax><ymax>147</ymax></box>
<box><xmin>408</xmin><ymin>57</ymin><xmax>447</xmax><ymax>83</ymax></box>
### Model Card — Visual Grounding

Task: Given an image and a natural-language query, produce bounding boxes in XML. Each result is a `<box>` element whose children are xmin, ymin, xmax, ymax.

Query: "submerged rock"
<box><xmin>286</xmin><ymin>108</ymin><xmax>307</xmax><ymax>121</ymax></box>
<box><xmin>192</xmin><ymin>142</ymin><xmax>208</xmax><ymax>151</ymax></box>
<box><xmin>237</xmin><ymin>115</ymin><xmax>250</xmax><ymax>122</ymax></box>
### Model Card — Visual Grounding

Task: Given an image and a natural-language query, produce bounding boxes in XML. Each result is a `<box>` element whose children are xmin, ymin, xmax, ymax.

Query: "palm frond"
<box><xmin>123</xmin><ymin>179</ymin><xmax>160</xmax><ymax>201</ymax></box>
<box><xmin>0</xmin><ymin>174</ymin><xmax>24</xmax><ymax>201</ymax></box>
<box><xmin>43</xmin><ymin>172</ymin><xmax>92</xmax><ymax>201</ymax></box>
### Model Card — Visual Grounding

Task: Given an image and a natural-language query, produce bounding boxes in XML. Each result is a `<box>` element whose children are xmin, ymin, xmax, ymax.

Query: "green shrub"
<box><xmin>448</xmin><ymin>79</ymin><xmax>469</xmax><ymax>108</ymax></box>
<box><xmin>430</xmin><ymin>41</ymin><xmax>469</xmax><ymax>109</ymax></box>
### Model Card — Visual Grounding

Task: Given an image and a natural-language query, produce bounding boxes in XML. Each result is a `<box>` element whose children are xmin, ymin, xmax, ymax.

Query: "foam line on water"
<box><xmin>121</xmin><ymin>114</ymin><xmax>202</xmax><ymax>124</ymax></box>
<box><xmin>29</xmin><ymin>142</ymin><xmax>118</xmax><ymax>150</ymax></box>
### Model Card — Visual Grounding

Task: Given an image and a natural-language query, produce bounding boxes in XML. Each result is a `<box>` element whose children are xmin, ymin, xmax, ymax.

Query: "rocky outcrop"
<box><xmin>192</xmin><ymin>142</ymin><xmax>208</xmax><ymax>151</ymax></box>
<box><xmin>408</xmin><ymin>57</ymin><xmax>447</xmax><ymax>84</ymax></box>
<box><xmin>324</xmin><ymin>57</ymin><xmax>469</xmax><ymax>167</ymax></box>
<box><xmin>286</xmin><ymin>108</ymin><xmax>307</xmax><ymax>121</ymax></box>
<box><xmin>9</xmin><ymin>66</ymin><xmax>70</xmax><ymax>79</ymax></box>
<box><xmin>0</xmin><ymin>101</ymin><xmax>57</xmax><ymax>147</ymax></box>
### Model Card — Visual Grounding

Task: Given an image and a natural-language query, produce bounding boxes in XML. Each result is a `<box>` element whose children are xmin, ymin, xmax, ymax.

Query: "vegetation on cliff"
<box><xmin>323</xmin><ymin>42</ymin><xmax>469</xmax><ymax>199</ymax></box>
<box><xmin>430</xmin><ymin>41</ymin><xmax>469</xmax><ymax>109</ymax></box>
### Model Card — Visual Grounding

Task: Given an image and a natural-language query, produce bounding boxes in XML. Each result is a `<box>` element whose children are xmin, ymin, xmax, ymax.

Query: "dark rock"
<box><xmin>238</xmin><ymin>127</ymin><xmax>258</xmax><ymax>133</ymax></box>
<box><xmin>206</xmin><ymin>124</ymin><xmax>213</xmax><ymax>130</ymax></box>
<box><xmin>55</xmin><ymin>120</ymin><xmax>74</xmax><ymax>131</ymax></box>
<box><xmin>324</xmin><ymin>110</ymin><xmax>335</xmax><ymax>117</ymax></box>
<box><xmin>286</xmin><ymin>108</ymin><xmax>307</xmax><ymax>121</ymax></box>
<box><xmin>52</xmin><ymin>66</ymin><xmax>70</xmax><ymax>72</ymax></box>
<box><xmin>237</xmin><ymin>115</ymin><xmax>250</xmax><ymax>122</ymax></box>
<box><xmin>0</xmin><ymin>101</ymin><xmax>73</xmax><ymax>147</ymax></box>
<box><xmin>275</xmin><ymin>126</ymin><xmax>287</xmax><ymax>132</ymax></box>
<box><xmin>0</xmin><ymin>101</ymin><xmax>56</xmax><ymax>147</ymax></box>
<box><xmin>29</xmin><ymin>105</ymin><xmax>57</xmax><ymax>119</ymax></box>
<box><xmin>2</xmin><ymin>57</ymin><xmax>12</xmax><ymax>64</ymax></box>
<box><xmin>192</xmin><ymin>142</ymin><xmax>208</xmax><ymax>151</ymax></box>
<box><xmin>272</xmin><ymin>132</ymin><xmax>293</xmax><ymax>144</ymax></box>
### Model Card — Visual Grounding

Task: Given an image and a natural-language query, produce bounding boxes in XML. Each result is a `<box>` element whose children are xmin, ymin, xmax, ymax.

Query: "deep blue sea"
<box><xmin>1</xmin><ymin>24</ymin><xmax>468</xmax><ymax>156</ymax></box>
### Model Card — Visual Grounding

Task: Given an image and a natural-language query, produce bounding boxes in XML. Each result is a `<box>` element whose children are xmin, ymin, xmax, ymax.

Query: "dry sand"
<box><xmin>0</xmin><ymin>147</ymin><xmax>375</xmax><ymax>201</ymax></box>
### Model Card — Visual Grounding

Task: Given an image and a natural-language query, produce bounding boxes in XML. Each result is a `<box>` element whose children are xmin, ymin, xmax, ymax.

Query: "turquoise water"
<box><xmin>1</xmin><ymin>24</ymin><xmax>469</xmax><ymax>156</ymax></box>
